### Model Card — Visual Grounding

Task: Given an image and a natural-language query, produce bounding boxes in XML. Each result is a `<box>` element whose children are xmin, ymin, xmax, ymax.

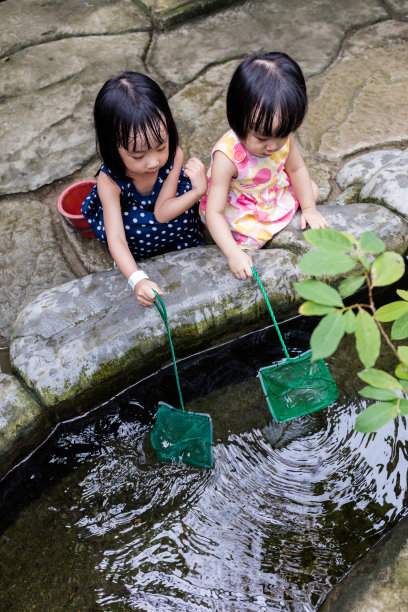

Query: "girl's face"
<box><xmin>118</xmin><ymin>127</ymin><xmax>169</xmax><ymax>182</ymax></box>
<box><xmin>241</xmin><ymin>130</ymin><xmax>289</xmax><ymax>158</ymax></box>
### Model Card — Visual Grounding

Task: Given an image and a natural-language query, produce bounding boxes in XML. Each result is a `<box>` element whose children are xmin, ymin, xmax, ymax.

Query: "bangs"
<box><xmin>114</xmin><ymin>105</ymin><xmax>167</xmax><ymax>152</ymax></box>
<box><xmin>246</xmin><ymin>101</ymin><xmax>294</xmax><ymax>139</ymax></box>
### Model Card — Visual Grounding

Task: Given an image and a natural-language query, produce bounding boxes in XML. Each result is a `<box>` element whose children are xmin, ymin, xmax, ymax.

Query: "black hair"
<box><xmin>93</xmin><ymin>72</ymin><xmax>178</xmax><ymax>180</ymax></box>
<box><xmin>226</xmin><ymin>52</ymin><xmax>308</xmax><ymax>140</ymax></box>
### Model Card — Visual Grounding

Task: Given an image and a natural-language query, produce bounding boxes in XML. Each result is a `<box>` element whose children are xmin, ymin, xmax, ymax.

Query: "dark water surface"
<box><xmin>0</xmin><ymin>316</ymin><xmax>407</xmax><ymax>611</ymax></box>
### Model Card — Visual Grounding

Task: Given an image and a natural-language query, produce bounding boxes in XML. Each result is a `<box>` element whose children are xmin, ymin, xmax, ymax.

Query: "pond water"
<box><xmin>0</xmin><ymin>314</ymin><xmax>407</xmax><ymax>611</ymax></box>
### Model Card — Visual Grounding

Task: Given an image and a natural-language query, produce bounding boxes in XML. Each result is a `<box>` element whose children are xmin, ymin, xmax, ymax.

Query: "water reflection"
<box><xmin>0</xmin><ymin>318</ymin><xmax>407</xmax><ymax>611</ymax></box>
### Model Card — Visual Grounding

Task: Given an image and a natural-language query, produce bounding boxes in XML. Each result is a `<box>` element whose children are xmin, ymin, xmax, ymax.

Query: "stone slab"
<box><xmin>271</xmin><ymin>202</ymin><xmax>408</xmax><ymax>256</ymax></box>
<box><xmin>150</xmin><ymin>0</ymin><xmax>387</xmax><ymax>84</ymax></box>
<box><xmin>361</xmin><ymin>149</ymin><xmax>408</xmax><ymax>217</ymax></box>
<box><xmin>0</xmin><ymin>0</ymin><xmax>150</xmax><ymax>57</ymax></box>
<box><xmin>0</xmin><ymin>196</ymin><xmax>76</xmax><ymax>345</ymax></box>
<box><xmin>300</xmin><ymin>21</ymin><xmax>408</xmax><ymax>161</ymax></box>
<box><xmin>385</xmin><ymin>0</ymin><xmax>408</xmax><ymax>18</ymax></box>
<box><xmin>0</xmin><ymin>373</ymin><xmax>43</xmax><ymax>468</ymax></box>
<box><xmin>336</xmin><ymin>150</ymin><xmax>402</xmax><ymax>189</ymax></box>
<box><xmin>0</xmin><ymin>33</ymin><xmax>149</xmax><ymax>195</ymax></box>
<box><xmin>321</xmin><ymin>514</ymin><xmax>408</xmax><ymax>611</ymax></box>
<box><xmin>142</xmin><ymin>0</ymin><xmax>242</xmax><ymax>29</ymax></box>
<box><xmin>10</xmin><ymin>246</ymin><xmax>304</xmax><ymax>408</ymax></box>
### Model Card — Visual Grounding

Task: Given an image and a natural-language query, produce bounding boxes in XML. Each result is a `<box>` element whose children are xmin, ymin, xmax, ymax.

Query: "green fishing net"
<box><xmin>150</xmin><ymin>402</ymin><xmax>213</xmax><ymax>468</ymax></box>
<box><xmin>258</xmin><ymin>350</ymin><xmax>338</xmax><ymax>422</ymax></box>
<box><xmin>150</xmin><ymin>292</ymin><xmax>213</xmax><ymax>469</ymax></box>
<box><xmin>252</xmin><ymin>268</ymin><xmax>339</xmax><ymax>422</ymax></box>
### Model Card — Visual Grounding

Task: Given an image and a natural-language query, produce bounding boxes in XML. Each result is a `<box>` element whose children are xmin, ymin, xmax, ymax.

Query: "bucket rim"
<box><xmin>57</xmin><ymin>180</ymin><xmax>96</xmax><ymax>220</ymax></box>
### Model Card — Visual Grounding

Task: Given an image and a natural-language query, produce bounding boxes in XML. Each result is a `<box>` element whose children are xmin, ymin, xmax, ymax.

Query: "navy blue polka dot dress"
<box><xmin>82</xmin><ymin>159</ymin><xmax>204</xmax><ymax>260</ymax></box>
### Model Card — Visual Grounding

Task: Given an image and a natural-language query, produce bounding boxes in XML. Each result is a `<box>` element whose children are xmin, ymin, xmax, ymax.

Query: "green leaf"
<box><xmin>371</xmin><ymin>252</ymin><xmax>405</xmax><ymax>287</ymax></box>
<box><xmin>299</xmin><ymin>251</ymin><xmax>357</xmax><ymax>276</ymax></box>
<box><xmin>358</xmin><ymin>368</ymin><xmax>403</xmax><ymax>390</ymax></box>
<box><xmin>355</xmin><ymin>309</ymin><xmax>381</xmax><ymax>368</ymax></box>
<box><xmin>303</xmin><ymin>228</ymin><xmax>355</xmax><ymax>252</ymax></box>
<box><xmin>355</xmin><ymin>402</ymin><xmax>398</xmax><ymax>433</ymax></box>
<box><xmin>358</xmin><ymin>254</ymin><xmax>370</xmax><ymax>271</ymax></box>
<box><xmin>298</xmin><ymin>302</ymin><xmax>337</xmax><ymax>316</ymax></box>
<box><xmin>376</xmin><ymin>301</ymin><xmax>408</xmax><ymax>322</ymax></box>
<box><xmin>395</xmin><ymin>364</ymin><xmax>408</xmax><ymax>381</ymax></box>
<box><xmin>358</xmin><ymin>231</ymin><xmax>385</xmax><ymax>254</ymax></box>
<box><xmin>397</xmin><ymin>289</ymin><xmax>408</xmax><ymax>301</ymax></box>
<box><xmin>343</xmin><ymin>310</ymin><xmax>356</xmax><ymax>334</ymax></box>
<box><xmin>397</xmin><ymin>346</ymin><xmax>408</xmax><ymax>366</ymax></box>
<box><xmin>310</xmin><ymin>312</ymin><xmax>346</xmax><ymax>360</ymax></box>
<box><xmin>391</xmin><ymin>311</ymin><xmax>408</xmax><ymax>340</ymax></box>
<box><xmin>338</xmin><ymin>276</ymin><xmax>365</xmax><ymax>297</ymax></box>
<box><xmin>294</xmin><ymin>280</ymin><xmax>344</xmax><ymax>306</ymax></box>
<box><xmin>358</xmin><ymin>386</ymin><xmax>399</xmax><ymax>401</ymax></box>
<box><xmin>398</xmin><ymin>398</ymin><xmax>408</xmax><ymax>416</ymax></box>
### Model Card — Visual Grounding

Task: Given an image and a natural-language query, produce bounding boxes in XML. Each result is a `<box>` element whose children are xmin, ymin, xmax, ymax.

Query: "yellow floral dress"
<box><xmin>200</xmin><ymin>129</ymin><xmax>299</xmax><ymax>249</ymax></box>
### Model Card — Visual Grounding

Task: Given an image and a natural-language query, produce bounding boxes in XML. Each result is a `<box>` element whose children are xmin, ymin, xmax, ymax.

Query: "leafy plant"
<box><xmin>294</xmin><ymin>228</ymin><xmax>407</xmax><ymax>433</ymax></box>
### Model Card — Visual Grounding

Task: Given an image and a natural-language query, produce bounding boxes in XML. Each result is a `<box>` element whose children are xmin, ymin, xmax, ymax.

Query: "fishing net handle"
<box><xmin>153</xmin><ymin>290</ymin><xmax>185</xmax><ymax>411</ymax></box>
<box><xmin>251</xmin><ymin>267</ymin><xmax>291</xmax><ymax>361</ymax></box>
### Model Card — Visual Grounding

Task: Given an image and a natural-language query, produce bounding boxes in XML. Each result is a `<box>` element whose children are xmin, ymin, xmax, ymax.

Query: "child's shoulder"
<box><xmin>213</xmin><ymin>130</ymin><xmax>252</xmax><ymax>168</ymax></box>
<box><xmin>213</xmin><ymin>129</ymin><xmax>241</xmax><ymax>160</ymax></box>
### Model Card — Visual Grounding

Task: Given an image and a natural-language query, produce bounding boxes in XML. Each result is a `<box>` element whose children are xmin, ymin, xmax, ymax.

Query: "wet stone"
<box><xmin>336</xmin><ymin>150</ymin><xmax>403</xmax><ymax>189</ymax></box>
<box><xmin>0</xmin><ymin>373</ymin><xmax>42</xmax><ymax>460</ymax></box>
<box><xmin>330</xmin><ymin>185</ymin><xmax>362</xmax><ymax>207</ymax></box>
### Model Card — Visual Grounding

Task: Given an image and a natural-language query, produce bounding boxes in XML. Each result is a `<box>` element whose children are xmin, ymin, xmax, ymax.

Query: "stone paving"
<box><xmin>2</xmin><ymin>0</ymin><xmax>408</xmax><ymax>608</ymax></box>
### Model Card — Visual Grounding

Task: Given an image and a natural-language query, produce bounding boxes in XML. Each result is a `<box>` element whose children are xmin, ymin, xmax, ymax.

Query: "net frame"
<box><xmin>150</xmin><ymin>402</ymin><xmax>213</xmax><ymax>468</ymax></box>
<box><xmin>150</xmin><ymin>292</ymin><xmax>213</xmax><ymax>468</ymax></box>
<box><xmin>252</xmin><ymin>268</ymin><xmax>338</xmax><ymax>422</ymax></box>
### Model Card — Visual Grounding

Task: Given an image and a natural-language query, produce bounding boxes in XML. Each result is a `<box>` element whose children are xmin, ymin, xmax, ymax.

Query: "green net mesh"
<box><xmin>150</xmin><ymin>402</ymin><xmax>213</xmax><ymax>468</ymax></box>
<box><xmin>251</xmin><ymin>267</ymin><xmax>338</xmax><ymax>422</ymax></box>
<box><xmin>152</xmin><ymin>292</ymin><xmax>213</xmax><ymax>468</ymax></box>
<box><xmin>258</xmin><ymin>350</ymin><xmax>338</xmax><ymax>422</ymax></box>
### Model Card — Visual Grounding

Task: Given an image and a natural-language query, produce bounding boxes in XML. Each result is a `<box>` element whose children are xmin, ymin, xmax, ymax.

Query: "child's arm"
<box><xmin>285</xmin><ymin>136</ymin><xmax>329</xmax><ymax>230</ymax></box>
<box><xmin>205</xmin><ymin>151</ymin><xmax>253</xmax><ymax>280</ymax></box>
<box><xmin>154</xmin><ymin>147</ymin><xmax>208</xmax><ymax>223</ymax></box>
<box><xmin>97</xmin><ymin>172</ymin><xmax>164</xmax><ymax>307</ymax></box>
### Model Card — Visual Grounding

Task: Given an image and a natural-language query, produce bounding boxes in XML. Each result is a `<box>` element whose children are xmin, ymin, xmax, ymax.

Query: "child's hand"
<box><xmin>227</xmin><ymin>250</ymin><xmax>253</xmax><ymax>280</ymax></box>
<box><xmin>134</xmin><ymin>279</ymin><xmax>163</xmax><ymax>307</ymax></box>
<box><xmin>184</xmin><ymin>157</ymin><xmax>208</xmax><ymax>199</ymax></box>
<box><xmin>300</xmin><ymin>207</ymin><xmax>329</xmax><ymax>230</ymax></box>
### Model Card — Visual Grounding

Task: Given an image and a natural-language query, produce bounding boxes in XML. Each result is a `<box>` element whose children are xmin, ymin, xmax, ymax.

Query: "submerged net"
<box><xmin>258</xmin><ymin>350</ymin><xmax>338</xmax><ymax>422</ymax></box>
<box><xmin>252</xmin><ymin>268</ymin><xmax>338</xmax><ymax>422</ymax></box>
<box><xmin>150</xmin><ymin>293</ymin><xmax>213</xmax><ymax>469</ymax></box>
<box><xmin>150</xmin><ymin>402</ymin><xmax>213</xmax><ymax>468</ymax></box>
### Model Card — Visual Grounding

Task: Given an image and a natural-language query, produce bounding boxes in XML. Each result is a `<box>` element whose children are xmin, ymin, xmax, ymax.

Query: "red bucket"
<box><xmin>57</xmin><ymin>180</ymin><xmax>96</xmax><ymax>238</ymax></box>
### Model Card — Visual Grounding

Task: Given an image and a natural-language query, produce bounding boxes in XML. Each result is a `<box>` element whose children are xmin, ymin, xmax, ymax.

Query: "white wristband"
<box><xmin>128</xmin><ymin>270</ymin><xmax>148</xmax><ymax>291</ymax></box>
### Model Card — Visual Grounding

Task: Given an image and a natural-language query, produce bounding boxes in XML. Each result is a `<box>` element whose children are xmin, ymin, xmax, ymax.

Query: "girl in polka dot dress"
<box><xmin>200</xmin><ymin>52</ymin><xmax>329</xmax><ymax>281</ymax></box>
<box><xmin>82</xmin><ymin>72</ymin><xmax>207</xmax><ymax>306</ymax></box>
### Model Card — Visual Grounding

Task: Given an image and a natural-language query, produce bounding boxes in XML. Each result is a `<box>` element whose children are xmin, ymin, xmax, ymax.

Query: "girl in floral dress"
<box><xmin>200</xmin><ymin>52</ymin><xmax>329</xmax><ymax>280</ymax></box>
